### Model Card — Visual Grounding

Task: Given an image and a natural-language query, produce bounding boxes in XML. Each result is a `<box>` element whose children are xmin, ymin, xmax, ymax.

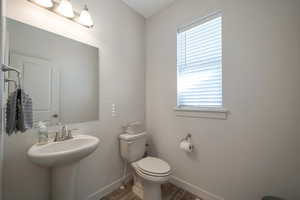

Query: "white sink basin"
<box><xmin>27</xmin><ymin>134</ymin><xmax>99</xmax><ymax>200</ymax></box>
<box><xmin>28</xmin><ymin>134</ymin><xmax>99</xmax><ymax>167</ymax></box>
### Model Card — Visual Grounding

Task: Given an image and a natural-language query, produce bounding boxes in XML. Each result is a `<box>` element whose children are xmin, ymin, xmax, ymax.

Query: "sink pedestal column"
<box><xmin>52</xmin><ymin>162</ymin><xmax>79</xmax><ymax>200</ymax></box>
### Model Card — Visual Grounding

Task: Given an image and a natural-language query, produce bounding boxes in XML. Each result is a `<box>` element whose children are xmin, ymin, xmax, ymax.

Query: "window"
<box><xmin>177</xmin><ymin>13</ymin><xmax>222</xmax><ymax>109</ymax></box>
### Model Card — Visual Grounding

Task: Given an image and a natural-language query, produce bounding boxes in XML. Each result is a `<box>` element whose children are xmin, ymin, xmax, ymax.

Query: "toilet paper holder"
<box><xmin>180</xmin><ymin>133</ymin><xmax>193</xmax><ymax>153</ymax></box>
<box><xmin>181</xmin><ymin>133</ymin><xmax>192</xmax><ymax>142</ymax></box>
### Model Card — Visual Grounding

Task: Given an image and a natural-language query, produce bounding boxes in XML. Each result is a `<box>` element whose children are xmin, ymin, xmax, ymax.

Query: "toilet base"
<box><xmin>132</xmin><ymin>172</ymin><xmax>163</xmax><ymax>200</ymax></box>
<box><xmin>143</xmin><ymin>180</ymin><xmax>162</xmax><ymax>200</ymax></box>
<box><xmin>132</xmin><ymin>174</ymin><xmax>144</xmax><ymax>199</ymax></box>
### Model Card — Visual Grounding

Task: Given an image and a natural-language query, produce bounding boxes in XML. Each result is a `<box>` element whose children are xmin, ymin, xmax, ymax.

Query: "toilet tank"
<box><xmin>119</xmin><ymin>132</ymin><xmax>147</xmax><ymax>162</ymax></box>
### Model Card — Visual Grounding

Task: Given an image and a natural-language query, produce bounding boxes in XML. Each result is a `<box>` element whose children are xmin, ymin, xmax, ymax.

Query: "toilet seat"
<box><xmin>134</xmin><ymin>165</ymin><xmax>170</xmax><ymax>183</ymax></box>
<box><xmin>135</xmin><ymin>165</ymin><xmax>171</xmax><ymax>177</ymax></box>
<box><xmin>132</xmin><ymin>157</ymin><xmax>171</xmax><ymax>183</ymax></box>
<box><xmin>136</xmin><ymin>157</ymin><xmax>171</xmax><ymax>176</ymax></box>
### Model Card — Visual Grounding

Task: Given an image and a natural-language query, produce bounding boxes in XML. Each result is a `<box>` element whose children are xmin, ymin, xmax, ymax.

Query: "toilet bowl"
<box><xmin>119</xmin><ymin>131</ymin><xmax>171</xmax><ymax>200</ymax></box>
<box><xmin>132</xmin><ymin>157</ymin><xmax>171</xmax><ymax>200</ymax></box>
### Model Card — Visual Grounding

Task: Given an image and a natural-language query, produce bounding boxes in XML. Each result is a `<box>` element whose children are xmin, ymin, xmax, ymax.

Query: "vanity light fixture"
<box><xmin>56</xmin><ymin>0</ymin><xmax>74</xmax><ymax>18</ymax></box>
<box><xmin>27</xmin><ymin>0</ymin><xmax>94</xmax><ymax>28</ymax></box>
<box><xmin>31</xmin><ymin>0</ymin><xmax>53</xmax><ymax>8</ymax></box>
<box><xmin>78</xmin><ymin>5</ymin><xmax>94</xmax><ymax>27</ymax></box>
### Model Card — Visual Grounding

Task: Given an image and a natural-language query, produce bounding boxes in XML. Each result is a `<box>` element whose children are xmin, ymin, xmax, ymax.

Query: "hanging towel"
<box><xmin>6</xmin><ymin>89</ymin><xmax>33</xmax><ymax>135</ymax></box>
<box><xmin>6</xmin><ymin>90</ymin><xmax>18</xmax><ymax>135</ymax></box>
<box><xmin>16</xmin><ymin>89</ymin><xmax>33</xmax><ymax>132</ymax></box>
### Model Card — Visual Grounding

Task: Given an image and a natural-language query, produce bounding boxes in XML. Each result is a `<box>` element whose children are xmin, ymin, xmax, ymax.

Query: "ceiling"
<box><xmin>121</xmin><ymin>0</ymin><xmax>176</xmax><ymax>18</ymax></box>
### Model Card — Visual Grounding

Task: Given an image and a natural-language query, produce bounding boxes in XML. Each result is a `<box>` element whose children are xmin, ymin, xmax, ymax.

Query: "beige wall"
<box><xmin>146</xmin><ymin>0</ymin><xmax>300</xmax><ymax>200</ymax></box>
<box><xmin>4</xmin><ymin>0</ymin><xmax>145</xmax><ymax>200</ymax></box>
<box><xmin>3</xmin><ymin>0</ymin><xmax>300</xmax><ymax>200</ymax></box>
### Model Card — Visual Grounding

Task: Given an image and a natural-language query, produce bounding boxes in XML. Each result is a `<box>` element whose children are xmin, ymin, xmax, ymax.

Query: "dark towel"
<box><xmin>6</xmin><ymin>90</ymin><xmax>18</xmax><ymax>135</ymax></box>
<box><xmin>6</xmin><ymin>89</ymin><xmax>33</xmax><ymax>135</ymax></box>
<box><xmin>17</xmin><ymin>89</ymin><xmax>33</xmax><ymax>132</ymax></box>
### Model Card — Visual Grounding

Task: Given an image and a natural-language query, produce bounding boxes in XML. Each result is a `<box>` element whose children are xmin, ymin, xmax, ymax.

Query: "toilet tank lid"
<box><xmin>119</xmin><ymin>132</ymin><xmax>147</xmax><ymax>141</ymax></box>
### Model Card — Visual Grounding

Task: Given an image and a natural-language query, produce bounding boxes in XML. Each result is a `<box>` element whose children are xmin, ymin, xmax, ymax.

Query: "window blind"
<box><xmin>177</xmin><ymin>13</ymin><xmax>222</xmax><ymax>108</ymax></box>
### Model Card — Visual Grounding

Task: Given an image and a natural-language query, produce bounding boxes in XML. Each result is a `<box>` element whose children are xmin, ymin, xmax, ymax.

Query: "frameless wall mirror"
<box><xmin>5</xmin><ymin>17</ymin><xmax>99</xmax><ymax>125</ymax></box>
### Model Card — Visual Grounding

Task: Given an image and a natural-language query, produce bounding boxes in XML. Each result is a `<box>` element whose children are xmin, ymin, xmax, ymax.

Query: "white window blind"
<box><xmin>177</xmin><ymin>13</ymin><xmax>222</xmax><ymax>108</ymax></box>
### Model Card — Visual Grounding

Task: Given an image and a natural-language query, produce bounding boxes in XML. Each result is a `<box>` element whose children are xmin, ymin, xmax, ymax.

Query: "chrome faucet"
<box><xmin>54</xmin><ymin>125</ymin><xmax>78</xmax><ymax>142</ymax></box>
<box><xmin>61</xmin><ymin>125</ymin><xmax>68</xmax><ymax>139</ymax></box>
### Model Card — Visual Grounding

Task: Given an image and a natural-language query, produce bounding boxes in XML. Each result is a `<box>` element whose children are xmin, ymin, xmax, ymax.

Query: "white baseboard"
<box><xmin>87</xmin><ymin>174</ymin><xmax>132</xmax><ymax>200</ymax></box>
<box><xmin>170</xmin><ymin>176</ymin><xmax>224</xmax><ymax>200</ymax></box>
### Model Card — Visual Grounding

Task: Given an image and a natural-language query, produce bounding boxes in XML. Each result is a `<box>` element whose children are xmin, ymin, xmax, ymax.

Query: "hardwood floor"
<box><xmin>101</xmin><ymin>182</ymin><xmax>202</xmax><ymax>200</ymax></box>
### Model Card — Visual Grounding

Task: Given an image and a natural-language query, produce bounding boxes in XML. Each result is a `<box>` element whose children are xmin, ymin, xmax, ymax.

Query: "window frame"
<box><xmin>175</xmin><ymin>11</ymin><xmax>228</xmax><ymax>119</ymax></box>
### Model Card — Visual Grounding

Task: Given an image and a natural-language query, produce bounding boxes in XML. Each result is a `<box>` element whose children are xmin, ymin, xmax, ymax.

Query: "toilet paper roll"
<box><xmin>180</xmin><ymin>140</ymin><xmax>193</xmax><ymax>152</ymax></box>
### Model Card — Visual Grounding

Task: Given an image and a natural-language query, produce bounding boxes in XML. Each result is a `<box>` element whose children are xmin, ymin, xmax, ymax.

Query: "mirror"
<box><xmin>5</xmin><ymin>17</ymin><xmax>99</xmax><ymax>125</ymax></box>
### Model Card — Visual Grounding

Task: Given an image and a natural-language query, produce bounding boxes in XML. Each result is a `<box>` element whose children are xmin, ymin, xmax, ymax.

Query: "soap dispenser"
<box><xmin>38</xmin><ymin>121</ymin><xmax>48</xmax><ymax>145</ymax></box>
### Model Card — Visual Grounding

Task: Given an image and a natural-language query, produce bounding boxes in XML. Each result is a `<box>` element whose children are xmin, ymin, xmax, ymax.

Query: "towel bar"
<box><xmin>1</xmin><ymin>64</ymin><xmax>22</xmax><ymax>88</ymax></box>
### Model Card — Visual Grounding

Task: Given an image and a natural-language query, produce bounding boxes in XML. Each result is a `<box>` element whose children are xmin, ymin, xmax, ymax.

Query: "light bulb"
<box><xmin>32</xmin><ymin>0</ymin><xmax>53</xmax><ymax>8</ymax></box>
<box><xmin>78</xmin><ymin>5</ymin><xmax>94</xmax><ymax>27</ymax></box>
<box><xmin>56</xmin><ymin>0</ymin><xmax>74</xmax><ymax>18</ymax></box>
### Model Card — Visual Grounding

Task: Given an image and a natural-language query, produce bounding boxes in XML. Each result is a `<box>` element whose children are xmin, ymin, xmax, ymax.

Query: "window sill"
<box><xmin>174</xmin><ymin>107</ymin><xmax>229</xmax><ymax>119</ymax></box>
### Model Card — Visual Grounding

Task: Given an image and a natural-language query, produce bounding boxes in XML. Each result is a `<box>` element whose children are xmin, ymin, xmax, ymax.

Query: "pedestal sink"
<box><xmin>27</xmin><ymin>134</ymin><xmax>100</xmax><ymax>200</ymax></box>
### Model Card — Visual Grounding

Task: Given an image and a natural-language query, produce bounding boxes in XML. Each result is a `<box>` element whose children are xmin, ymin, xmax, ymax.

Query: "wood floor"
<box><xmin>101</xmin><ymin>182</ymin><xmax>202</xmax><ymax>200</ymax></box>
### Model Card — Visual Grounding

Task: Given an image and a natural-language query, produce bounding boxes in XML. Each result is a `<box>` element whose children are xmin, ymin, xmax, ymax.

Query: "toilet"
<box><xmin>119</xmin><ymin>131</ymin><xmax>171</xmax><ymax>200</ymax></box>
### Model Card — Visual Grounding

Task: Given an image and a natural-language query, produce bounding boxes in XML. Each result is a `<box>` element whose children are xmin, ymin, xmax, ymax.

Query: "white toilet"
<box><xmin>119</xmin><ymin>132</ymin><xmax>171</xmax><ymax>200</ymax></box>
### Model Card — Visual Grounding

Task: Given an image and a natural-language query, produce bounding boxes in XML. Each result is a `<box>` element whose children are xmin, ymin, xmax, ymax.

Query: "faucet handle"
<box><xmin>61</xmin><ymin>125</ymin><xmax>68</xmax><ymax>138</ymax></box>
<box><xmin>54</xmin><ymin>132</ymin><xmax>60</xmax><ymax>142</ymax></box>
<box><xmin>67</xmin><ymin>130</ymin><xmax>73</xmax><ymax>139</ymax></box>
<box><xmin>66</xmin><ymin>128</ymin><xmax>79</xmax><ymax>139</ymax></box>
